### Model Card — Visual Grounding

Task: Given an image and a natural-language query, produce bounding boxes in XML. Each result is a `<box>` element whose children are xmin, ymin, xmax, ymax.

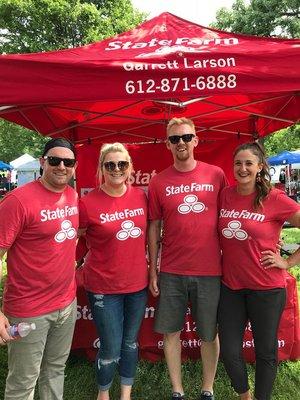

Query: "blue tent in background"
<box><xmin>0</xmin><ymin>160</ymin><xmax>12</xmax><ymax>170</ymax></box>
<box><xmin>268</xmin><ymin>151</ymin><xmax>300</xmax><ymax>166</ymax></box>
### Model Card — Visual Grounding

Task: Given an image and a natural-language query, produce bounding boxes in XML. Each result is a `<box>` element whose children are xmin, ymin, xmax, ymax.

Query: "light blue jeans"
<box><xmin>87</xmin><ymin>288</ymin><xmax>147</xmax><ymax>391</ymax></box>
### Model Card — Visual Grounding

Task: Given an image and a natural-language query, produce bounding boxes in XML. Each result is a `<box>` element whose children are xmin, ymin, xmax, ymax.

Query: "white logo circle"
<box><xmin>228</xmin><ymin>221</ymin><xmax>241</xmax><ymax>230</ymax></box>
<box><xmin>122</xmin><ymin>220</ymin><xmax>134</xmax><ymax>230</ymax></box>
<box><xmin>192</xmin><ymin>202</ymin><xmax>205</xmax><ymax>213</ymax></box>
<box><xmin>116</xmin><ymin>230</ymin><xmax>130</xmax><ymax>241</ymax></box>
<box><xmin>66</xmin><ymin>228</ymin><xmax>76</xmax><ymax>239</ymax></box>
<box><xmin>235</xmin><ymin>230</ymin><xmax>248</xmax><ymax>240</ymax></box>
<box><xmin>222</xmin><ymin>228</ymin><xmax>234</xmax><ymax>239</ymax></box>
<box><xmin>55</xmin><ymin>231</ymin><xmax>67</xmax><ymax>243</ymax></box>
<box><xmin>184</xmin><ymin>194</ymin><xmax>198</xmax><ymax>204</ymax></box>
<box><xmin>61</xmin><ymin>220</ymin><xmax>72</xmax><ymax>230</ymax></box>
<box><xmin>178</xmin><ymin>204</ymin><xmax>191</xmax><ymax>214</ymax></box>
<box><xmin>130</xmin><ymin>227</ymin><xmax>142</xmax><ymax>238</ymax></box>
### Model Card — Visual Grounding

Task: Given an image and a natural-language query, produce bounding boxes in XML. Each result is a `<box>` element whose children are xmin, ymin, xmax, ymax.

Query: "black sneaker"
<box><xmin>199</xmin><ymin>391</ymin><xmax>214</xmax><ymax>400</ymax></box>
<box><xmin>172</xmin><ymin>392</ymin><xmax>185</xmax><ymax>400</ymax></box>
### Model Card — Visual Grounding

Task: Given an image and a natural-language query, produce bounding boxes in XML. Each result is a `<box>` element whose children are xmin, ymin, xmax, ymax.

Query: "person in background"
<box><xmin>79</xmin><ymin>143</ymin><xmax>148</xmax><ymax>400</ymax></box>
<box><xmin>0</xmin><ymin>138</ymin><xmax>78</xmax><ymax>400</ymax></box>
<box><xmin>218</xmin><ymin>142</ymin><xmax>300</xmax><ymax>400</ymax></box>
<box><xmin>148</xmin><ymin>117</ymin><xmax>228</xmax><ymax>400</ymax></box>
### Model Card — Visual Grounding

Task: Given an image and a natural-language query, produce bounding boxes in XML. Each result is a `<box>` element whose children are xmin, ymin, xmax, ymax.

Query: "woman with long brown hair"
<box><xmin>218</xmin><ymin>142</ymin><xmax>300</xmax><ymax>400</ymax></box>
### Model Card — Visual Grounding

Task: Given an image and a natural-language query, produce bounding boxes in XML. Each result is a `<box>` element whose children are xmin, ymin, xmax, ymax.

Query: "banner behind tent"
<box><xmin>75</xmin><ymin>137</ymin><xmax>241</xmax><ymax>195</ymax></box>
<box><xmin>72</xmin><ymin>141</ymin><xmax>300</xmax><ymax>362</ymax></box>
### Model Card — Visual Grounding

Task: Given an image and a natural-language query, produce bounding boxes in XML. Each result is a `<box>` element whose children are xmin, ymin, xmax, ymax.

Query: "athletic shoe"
<box><xmin>172</xmin><ymin>392</ymin><xmax>185</xmax><ymax>400</ymax></box>
<box><xmin>199</xmin><ymin>391</ymin><xmax>215</xmax><ymax>400</ymax></box>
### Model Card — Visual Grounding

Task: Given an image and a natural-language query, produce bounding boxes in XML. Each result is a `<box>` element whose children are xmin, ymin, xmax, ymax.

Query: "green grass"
<box><xmin>282</xmin><ymin>228</ymin><xmax>300</xmax><ymax>245</ymax></box>
<box><xmin>0</xmin><ymin>348</ymin><xmax>299</xmax><ymax>400</ymax></box>
<box><xmin>0</xmin><ymin>230</ymin><xmax>299</xmax><ymax>399</ymax></box>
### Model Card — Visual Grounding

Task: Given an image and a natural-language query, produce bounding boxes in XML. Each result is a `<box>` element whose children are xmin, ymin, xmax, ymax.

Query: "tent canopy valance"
<box><xmin>0</xmin><ymin>12</ymin><xmax>299</xmax><ymax>146</ymax></box>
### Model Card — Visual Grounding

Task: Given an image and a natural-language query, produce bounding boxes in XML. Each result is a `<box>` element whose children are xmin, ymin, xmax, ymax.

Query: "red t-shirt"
<box><xmin>219</xmin><ymin>186</ymin><xmax>300</xmax><ymax>290</ymax></box>
<box><xmin>79</xmin><ymin>185</ymin><xmax>148</xmax><ymax>294</ymax></box>
<box><xmin>148</xmin><ymin>161</ymin><xmax>228</xmax><ymax>275</ymax></box>
<box><xmin>0</xmin><ymin>180</ymin><xmax>78</xmax><ymax>317</ymax></box>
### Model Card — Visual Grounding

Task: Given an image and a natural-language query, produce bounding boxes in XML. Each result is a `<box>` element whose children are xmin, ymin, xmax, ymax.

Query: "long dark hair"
<box><xmin>234</xmin><ymin>142</ymin><xmax>272</xmax><ymax>210</ymax></box>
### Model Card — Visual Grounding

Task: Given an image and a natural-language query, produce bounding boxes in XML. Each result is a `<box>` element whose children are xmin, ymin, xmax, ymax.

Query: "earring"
<box><xmin>256</xmin><ymin>172</ymin><xmax>261</xmax><ymax>182</ymax></box>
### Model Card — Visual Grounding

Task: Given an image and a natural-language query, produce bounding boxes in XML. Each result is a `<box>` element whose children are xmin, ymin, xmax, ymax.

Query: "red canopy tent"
<box><xmin>0</xmin><ymin>12</ymin><xmax>299</xmax><ymax>147</ymax></box>
<box><xmin>0</xmin><ymin>12</ymin><xmax>299</xmax><ymax>361</ymax></box>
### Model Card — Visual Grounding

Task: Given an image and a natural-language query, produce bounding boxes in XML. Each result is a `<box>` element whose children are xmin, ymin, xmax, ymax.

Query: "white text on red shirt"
<box><xmin>100</xmin><ymin>208</ymin><xmax>144</xmax><ymax>223</ymax></box>
<box><xmin>40</xmin><ymin>206</ymin><xmax>78</xmax><ymax>222</ymax></box>
<box><xmin>166</xmin><ymin>182</ymin><xmax>214</xmax><ymax>197</ymax></box>
<box><xmin>219</xmin><ymin>208</ymin><xmax>265</xmax><ymax>222</ymax></box>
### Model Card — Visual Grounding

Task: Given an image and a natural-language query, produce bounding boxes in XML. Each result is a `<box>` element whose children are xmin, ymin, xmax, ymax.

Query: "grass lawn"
<box><xmin>0</xmin><ymin>228</ymin><xmax>299</xmax><ymax>399</ymax></box>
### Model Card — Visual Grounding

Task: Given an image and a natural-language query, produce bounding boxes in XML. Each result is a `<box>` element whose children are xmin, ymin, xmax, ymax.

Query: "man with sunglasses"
<box><xmin>148</xmin><ymin>117</ymin><xmax>227</xmax><ymax>400</ymax></box>
<box><xmin>0</xmin><ymin>138</ymin><xmax>78</xmax><ymax>400</ymax></box>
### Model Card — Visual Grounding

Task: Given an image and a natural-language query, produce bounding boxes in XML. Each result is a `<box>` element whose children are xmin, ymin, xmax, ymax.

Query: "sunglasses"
<box><xmin>44</xmin><ymin>156</ymin><xmax>76</xmax><ymax>167</ymax></box>
<box><xmin>168</xmin><ymin>134</ymin><xmax>195</xmax><ymax>144</ymax></box>
<box><xmin>103</xmin><ymin>161</ymin><xmax>130</xmax><ymax>172</ymax></box>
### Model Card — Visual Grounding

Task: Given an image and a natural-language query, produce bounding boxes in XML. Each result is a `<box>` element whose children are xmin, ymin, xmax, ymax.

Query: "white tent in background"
<box><xmin>10</xmin><ymin>153</ymin><xmax>35</xmax><ymax>183</ymax></box>
<box><xmin>16</xmin><ymin>159</ymin><xmax>40</xmax><ymax>187</ymax></box>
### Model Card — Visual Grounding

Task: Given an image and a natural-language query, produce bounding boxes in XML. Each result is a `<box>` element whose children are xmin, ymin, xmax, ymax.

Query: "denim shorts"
<box><xmin>154</xmin><ymin>272</ymin><xmax>220</xmax><ymax>341</ymax></box>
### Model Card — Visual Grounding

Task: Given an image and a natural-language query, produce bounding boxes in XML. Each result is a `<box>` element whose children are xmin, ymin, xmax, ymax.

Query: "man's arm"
<box><xmin>0</xmin><ymin>248</ymin><xmax>11</xmax><ymax>344</ymax></box>
<box><xmin>148</xmin><ymin>220</ymin><xmax>162</xmax><ymax>297</ymax></box>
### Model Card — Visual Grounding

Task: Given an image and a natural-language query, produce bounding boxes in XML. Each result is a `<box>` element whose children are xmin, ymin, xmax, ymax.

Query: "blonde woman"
<box><xmin>79</xmin><ymin>143</ymin><xmax>148</xmax><ymax>400</ymax></box>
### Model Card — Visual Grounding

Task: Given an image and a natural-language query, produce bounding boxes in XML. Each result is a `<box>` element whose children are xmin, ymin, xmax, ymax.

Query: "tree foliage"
<box><xmin>212</xmin><ymin>0</ymin><xmax>300</xmax><ymax>38</ymax></box>
<box><xmin>263</xmin><ymin>125</ymin><xmax>300</xmax><ymax>156</ymax></box>
<box><xmin>213</xmin><ymin>0</ymin><xmax>299</xmax><ymax>156</ymax></box>
<box><xmin>0</xmin><ymin>0</ymin><xmax>145</xmax><ymax>54</ymax></box>
<box><xmin>0</xmin><ymin>0</ymin><xmax>145</xmax><ymax>161</ymax></box>
<box><xmin>0</xmin><ymin>120</ymin><xmax>48</xmax><ymax>162</ymax></box>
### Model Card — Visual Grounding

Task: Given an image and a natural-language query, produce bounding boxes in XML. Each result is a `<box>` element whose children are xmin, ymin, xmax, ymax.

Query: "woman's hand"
<box><xmin>260</xmin><ymin>250</ymin><xmax>289</xmax><ymax>270</ymax></box>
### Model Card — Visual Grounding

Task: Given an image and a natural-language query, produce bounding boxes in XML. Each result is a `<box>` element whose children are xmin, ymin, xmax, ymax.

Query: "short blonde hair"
<box><xmin>167</xmin><ymin>117</ymin><xmax>195</xmax><ymax>136</ymax></box>
<box><xmin>97</xmin><ymin>142</ymin><xmax>132</xmax><ymax>185</ymax></box>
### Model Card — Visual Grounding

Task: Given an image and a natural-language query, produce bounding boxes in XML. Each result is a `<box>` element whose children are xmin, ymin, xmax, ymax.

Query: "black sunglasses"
<box><xmin>44</xmin><ymin>156</ymin><xmax>76</xmax><ymax>167</ymax></box>
<box><xmin>103</xmin><ymin>161</ymin><xmax>130</xmax><ymax>172</ymax></box>
<box><xmin>168</xmin><ymin>134</ymin><xmax>195</xmax><ymax>144</ymax></box>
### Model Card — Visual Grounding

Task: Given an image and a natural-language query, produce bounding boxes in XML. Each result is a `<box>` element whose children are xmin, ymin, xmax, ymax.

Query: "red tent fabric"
<box><xmin>0</xmin><ymin>12</ymin><xmax>299</xmax><ymax>145</ymax></box>
<box><xmin>0</xmin><ymin>12</ymin><xmax>299</xmax><ymax>362</ymax></box>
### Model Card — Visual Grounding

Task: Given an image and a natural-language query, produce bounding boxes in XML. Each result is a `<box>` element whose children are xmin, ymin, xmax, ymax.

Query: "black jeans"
<box><xmin>218</xmin><ymin>283</ymin><xmax>286</xmax><ymax>400</ymax></box>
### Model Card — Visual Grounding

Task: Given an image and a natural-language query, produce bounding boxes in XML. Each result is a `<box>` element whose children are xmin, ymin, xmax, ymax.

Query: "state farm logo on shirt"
<box><xmin>166</xmin><ymin>182</ymin><xmax>214</xmax><ymax>197</ymax></box>
<box><xmin>116</xmin><ymin>220</ymin><xmax>142</xmax><ymax>241</ymax></box>
<box><xmin>40</xmin><ymin>205</ymin><xmax>78</xmax><ymax>222</ymax></box>
<box><xmin>222</xmin><ymin>220</ymin><xmax>248</xmax><ymax>241</ymax></box>
<box><xmin>100</xmin><ymin>207</ymin><xmax>144</xmax><ymax>223</ymax></box>
<box><xmin>54</xmin><ymin>220</ymin><xmax>77</xmax><ymax>243</ymax></box>
<box><xmin>178</xmin><ymin>194</ymin><xmax>205</xmax><ymax>215</ymax></box>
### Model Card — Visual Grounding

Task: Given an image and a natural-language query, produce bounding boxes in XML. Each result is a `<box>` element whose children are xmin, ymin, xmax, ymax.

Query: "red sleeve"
<box><xmin>0</xmin><ymin>194</ymin><xmax>26</xmax><ymax>249</ymax></box>
<box><xmin>217</xmin><ymin>170</ymin><xmax>229</xmax><ymax>211</ymax></box>
<box><xmin>148</xmin><ymin>177</ymin><xmax>162</xmax><ymax>221</ymax></box>
<box><xmin>78</xmin><ymin>198</ymin><xmax>89</xmax><ymax>229</ymax></box>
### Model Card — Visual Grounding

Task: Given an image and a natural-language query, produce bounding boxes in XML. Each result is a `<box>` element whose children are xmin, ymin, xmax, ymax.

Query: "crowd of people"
<box><xmin>0</xmin><ymin>117</ymin><xmax>299</xmax><ymax>400</ymax></box>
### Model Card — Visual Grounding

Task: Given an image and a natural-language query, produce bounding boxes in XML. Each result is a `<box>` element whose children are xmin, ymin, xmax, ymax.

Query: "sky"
<box><xmin>131</xmin><ymin>0</ymin><xmax>236</xmax><ymax>26</ymax></box>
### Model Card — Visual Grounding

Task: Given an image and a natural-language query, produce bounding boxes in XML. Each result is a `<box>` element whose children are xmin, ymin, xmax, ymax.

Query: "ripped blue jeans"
<box><xmin>87</xmin><ymin>288</ymin><xmax>147</xmax><ymax>391</ymax></box>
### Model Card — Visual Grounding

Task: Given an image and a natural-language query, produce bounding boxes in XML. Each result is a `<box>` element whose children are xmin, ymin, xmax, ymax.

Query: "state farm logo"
<box><xmin>54</xmin><ymin>220</ymin><xmax>76</xmax><ymax>243</ymax></box>
<box><xmin>178</xmin><ymin>195</ymin><xmax>205</xmax><ymax>214</ymax></box>
<box><xmin>116</xmin><ymin>220</ymin><xmax>142</xmax><ymax>241</ymax></box>
<box><xmin>222</xmin><ymin>220</ymin><xmax>248</xmax><ymax>241</ymax></box>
